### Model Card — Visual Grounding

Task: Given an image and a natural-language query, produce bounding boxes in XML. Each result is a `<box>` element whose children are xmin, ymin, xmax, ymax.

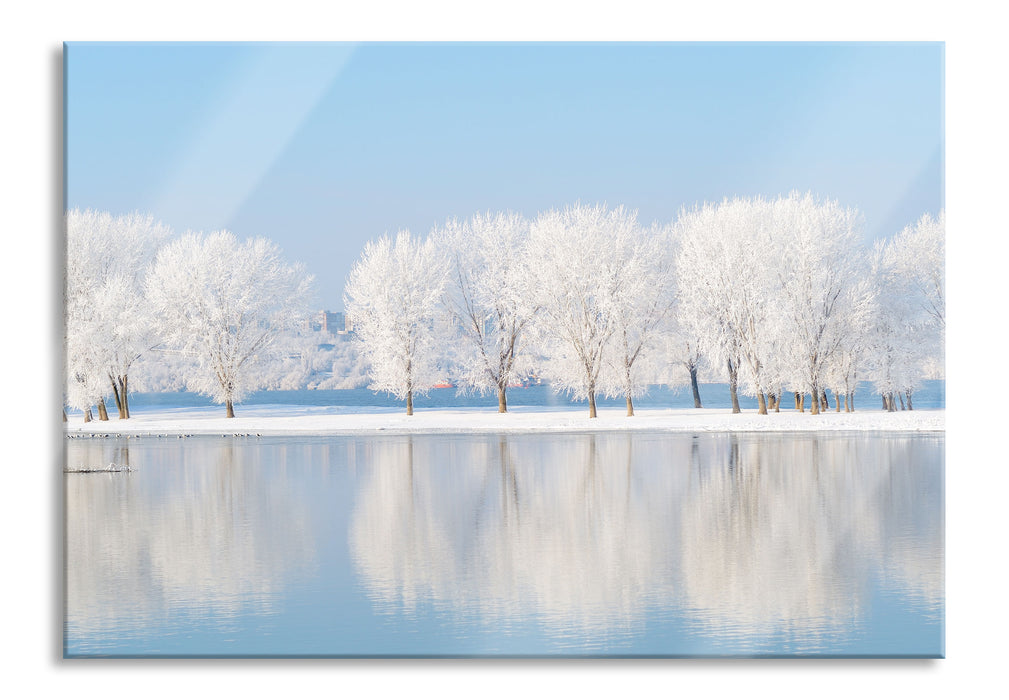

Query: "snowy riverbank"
<box><xmin>64</xmin><ymin>405</ymin><xmax>945</xmax><ymax>436</ymax></box>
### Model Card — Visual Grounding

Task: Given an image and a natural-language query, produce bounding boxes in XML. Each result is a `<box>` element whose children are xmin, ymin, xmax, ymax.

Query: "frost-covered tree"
<box><xmin>825</xmin><ymin>343</ymin><xmax>863</xmax><ymax>413</ymax></box>
<box><xmin>344</xmin><ymin>231</ymin><xmax>448</xmax><ymax>415</ymax></box>
<box><xmin>526</xmin><ymin>204</ymin><xmax>639</xmax><ymax>418</ymax></box>
<box><xmin>146</xmin><ymin>231</ymin><xmax>314</xmax><ymax>417</ymax></box>
<box><xmin>432</xmin><ymin>212</ymin><xmax>535</xmax><ymax>413</ymax></box>
<box><xmin>665</xmin><ymin>236</ymin><xmax>723</xmax><ymax>411</ymax></box>
<box><xmin>599</xmin><ymin>223</ymin><xmax>678</xmax><ymax>416</ymax></box>
<box><xmin>772</xmin><ymin>193</ymin><xmax>870</xmax><ymax>415</ymax></box>
<box><xmin>865</xmin><ymin>212</ymin><xmax>944</xmax><ymax>411</ymax></box>
<box><xmin>864</xmin><ymin>266</ymin><xmax>924</xmax><ymax>411</ymax></box>
<box><xmin>660</xmin><ymin>329</ymin><xmax>705</xmax><ymax>408</ymax></box>
<box><xmin>890</xmin><ymin>211</ymin><xmax>945</xmax><ymax>330</ymax></box>
<box><xmin>886</xmin><ymin>211</ymin><xmax>945</xmax><ymax>369</ymax></box>
<box><xmin>675</xmin><ymin>198</ymin><xmax>778</xmax><ymax>414</ymax></box>
<box><xmin>65</xmin><ymin>209</ymin><xmax>172</xmax><ymax>420</ymax></box>
<box><xmin>65</xmin><ymin>328</ymin><xmax>106</xmax><ymax>422</ymax></box>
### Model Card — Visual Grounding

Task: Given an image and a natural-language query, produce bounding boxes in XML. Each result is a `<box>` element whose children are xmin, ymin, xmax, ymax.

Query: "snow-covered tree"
<box><xmin>890</xmin><ymin>211</ymin><xmax>945</xmax><ymax>331</ymax></box>
<box><xmin>865</xmin><ymin>211</ymin><xmax>944</xmax><ymax>411</ymax></box>
<box><xmin>65</xmin><ymin>209</ymin><xmax>172</xmax><ymax>420</ymax></box>
<box><xmin>772</xmin><ymin>193</ymin><xmax>869</xmax><ymax>415</ymax></box>
<box><xmin>344</xmin><ymin>231</ymin><xmax>448</xmax><ymax>415</ymax></box>
<box><xmin>660</xmin><ymin>232</ymin><xmax>717</xmax><ymax>410</ymax></box>
<box><xmin>64</xmin><ymin>328</ymin><xmax>106</xmax><ymax>421</ymax></box>
<box><xmin>526</xmin><ymin>204</ymin><xmax>639</xmax><ymax>418</ymax></box>
<box><xmin>146</xmin><ymin>231</ymin><xmax>314</xmax><ymax>417</ymax></box>
<box><xmin>432</xmin><ymin>212</ymin><xmax>535</xmax><ymax>413</ymax></box>
<box><xmin>884</xmin><ymin>210</ymin><xmax>946</xmax><ymax>391</ymax></box>
<box><xmin>660</xmin><ymin>329</ymin><xmax>705</xmax><ymax>408</ymax></box>
<box><xmin>599</xmin><ymin>223</ymin><xmax>678</xmax><ymax>416</ymax></box>
<box><xmin>675</xmin><ymin>198</ymin><xmax>778</xmax><ymax>414</ymax></box>
<box><xmin>864</xmin><ymin>259</ymin><xmax>925</xmax><ymax>411</ymax></box>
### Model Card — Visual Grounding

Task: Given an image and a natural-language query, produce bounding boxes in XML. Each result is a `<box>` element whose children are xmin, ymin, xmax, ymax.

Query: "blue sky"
<box><xmin>65</xmin><ymin>42</ymin><xmax>943</xmax><ymax>310</ymax></box>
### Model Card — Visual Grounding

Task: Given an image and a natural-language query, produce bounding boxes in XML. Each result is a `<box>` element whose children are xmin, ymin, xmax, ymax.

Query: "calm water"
<box><xmin>64</xmin><ymin>431</ymin><xmax>944</xmax><ymax>657</ymax></box>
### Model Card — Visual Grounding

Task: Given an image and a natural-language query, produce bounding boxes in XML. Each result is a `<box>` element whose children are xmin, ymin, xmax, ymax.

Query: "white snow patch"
<box><xmin>64</xmin><ymin>405</ymin><xmax>944</xmax><ymax>437</ymax></box>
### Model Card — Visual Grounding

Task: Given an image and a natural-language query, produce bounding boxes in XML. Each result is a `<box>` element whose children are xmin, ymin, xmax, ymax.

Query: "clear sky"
<box><xmin>65</xmin><ymin>42</ymin><xmax>943</xmax><ymax>310</ymax></box>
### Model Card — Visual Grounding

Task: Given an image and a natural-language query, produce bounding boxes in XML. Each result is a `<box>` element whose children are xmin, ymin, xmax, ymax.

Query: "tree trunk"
<box><xmin>905</xmin><ymin>390</ymin><xmax>913</xmax><ymax>411</ymax></box>
<box><xmin>821</xmin><ymin>390</ymin><xmax>829</xmax><ymax>411</ymax></box>
<box><xmin>62</xmin><ymin>408</ymin><xmax>67</xmax><ymax>423</ymax></box>
<box><xmin>797</xmin><ymin>393</ymin><xmax>805</xmax><ymax>413</ymax></box>
<box><xmin>119</xmin><ymin>375</ymin><xmax>130</xmax><ymax>419</ymax></box>
<box><xmin>226</xmin><ymin>399</ymin><xmax>235</xmax><ymax>418</ymax></box>
<box><xmin>84</xmin><ymin>407</ymin><xmax>92</xmax><ymax>423</ymax></box>
<box><xmin>689</xmin><ymin>364</ymin><xmax>702</xmax><ymax>408</ymax></box>
<box><xmin>757</xmin><ymin>391</ymin><xmax>767</xmax><ymax>415</ymax></box>
<box><xmin>835</xmin><ymin>390</ymin><xmax>841</xmax><ymax>412</ymax></box>
<box><xmin>626</xmin><ymin>394</ymin><xmax>634</xmax><ymax>417</ymax></box>
<box><xmin>810</xmin><ymin>386</ymin><xmax>820</xmax><ymax>415</ymax></box>
<box><xmin>110</xmin><ymin>376</ymin><xmax>124</xmax><ymax>418</ymax></box>
<box><xmin>497</xmin><ymin>385</ymin><xmax>507</xmax><ymax>413</ymax></box>
<box><xmin>882</xmin><ymin>394</ymin><xmax>888</xmax><ymax>410</ymax></box>
<box><xmin>847</xmin><ymin>391</ymin><xmax>854</xmax><ymax>413</ymax></box>
<box><xmin>727</xmin><ymin>359</ymin><xmax>740</xmax><ymax>414</ymax></box>
<box><xmin>97</xmin><ymin>397</ymin><xmax>109</xmax><ymax>421</ymax></box>
<box><xmin>898</xmin><ymin>392</ymin><xmax>906</xmax><ymax>411</ymax></box>
<box><xmin>588</xmin><ymin>390</ymin><xmax>597</xmax><ymax>418</ymax></box>
<box><xmin>406</xmin><ymin>390</ymin><xmax>413</xmax><ymax>416</ymax></box>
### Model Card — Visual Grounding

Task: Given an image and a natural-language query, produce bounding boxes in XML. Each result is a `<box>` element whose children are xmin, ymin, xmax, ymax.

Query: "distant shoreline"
<box><xmin>63</xmin><ymin>405</ymin><xmax>945</xmax><ymax>437</ymax></box>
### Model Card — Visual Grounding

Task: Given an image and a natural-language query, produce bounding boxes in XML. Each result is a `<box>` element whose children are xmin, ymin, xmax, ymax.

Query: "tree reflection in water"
<box><xmin>65</xmin><ymin>437</ymin><xmax>316</xmax><ymax>639</ymax></box>
<box><xmin>350</xmin><ymin>432</ymin><xmax>943</xmax><ymax>648</ymax></box>
<box><xmin>64</xmin><ymin>432</ymin><xmax>942</xmax><ymax>655</ymax></box>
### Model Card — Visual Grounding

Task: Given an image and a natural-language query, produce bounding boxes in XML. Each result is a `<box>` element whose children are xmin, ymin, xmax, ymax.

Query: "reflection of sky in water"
<box><xmin>64</xmin><ymin>432</ymin><xmax>943</xmax><ymax>657</ymax></box>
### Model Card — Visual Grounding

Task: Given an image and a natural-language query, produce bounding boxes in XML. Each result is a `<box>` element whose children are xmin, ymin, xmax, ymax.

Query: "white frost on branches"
<box><xmin>146</xmin><ymin>231</ymin><xmax>314</xmax><ymax>417</ymax></box>
<box><xmin>344</xmin><ymin>231</ymin><xmax>448</xmax><ymax>415</ymax></box>
<box><xmin>65</xmin><ymin>209</ymin><xmax>172</xmax><ymax>418</ymax></box>
<box><xmin>64</xmin><ymin>196</ymin><xmax>944</xmax><ymax>419</ymax></box>
<box><xmin>773</xmin><ymin>193</ymin><xmax>872</xmax><ymax>414</ymax></box>
<box><xmin>889</xmin><ymin>211</ymin><xmax>945</xmax><ymax>330</ymax></box>
<box><xmin>432</xmin><ymin>212</ymin><xmax>535</xmax><ymax>412</ymax></box>
<box><xmin>526</xmin><ymin>204</ymin><xmax>641</xmax><ymax>418</ymax></box>
<box><xmin>675</xmin><ymin>198</ymin><xmax>779</xmax><ymax>413</ymax></box>
<box><xmin>864</xmin><ymin>212</ymin><xmax>945</xmax><ymax>410</ymax></box>
<box><xmin>598</xmin><ymin>222</ymin><xmax>678</xmax><ymax>415</ymax></box>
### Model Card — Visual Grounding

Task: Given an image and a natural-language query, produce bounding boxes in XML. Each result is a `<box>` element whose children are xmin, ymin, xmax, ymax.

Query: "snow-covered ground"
<box><xmin>64</xmin><ymin>405</ymin><xmax>945</xmax><ymax>436</ymax></box>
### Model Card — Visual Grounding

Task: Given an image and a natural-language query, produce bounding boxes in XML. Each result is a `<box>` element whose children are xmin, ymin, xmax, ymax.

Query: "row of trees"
<box><xmin>345</xmin><ymin>195</ymin><xmax>944</xmax><ymax>417</ymax></box>
<box><xmin>65</xmin><ymin>193</ymin><xmax>943</xmax><ymax>419</ymax></box>
<box><xmin>65</xmin><ymin>210</ymin><xmax>313</xmax><ymax>420</ymax></box>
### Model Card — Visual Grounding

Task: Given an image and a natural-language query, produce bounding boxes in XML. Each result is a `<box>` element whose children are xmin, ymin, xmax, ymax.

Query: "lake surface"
<box><xmin>64</xmin><ymin>431</ymin><xmax>944</xmax><ymax>657</ymax></box>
